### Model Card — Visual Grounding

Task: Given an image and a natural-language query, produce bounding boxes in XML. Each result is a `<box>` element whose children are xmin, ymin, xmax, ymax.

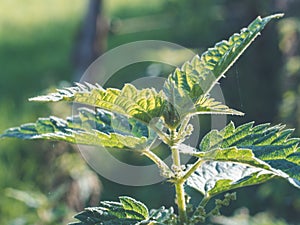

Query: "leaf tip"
<box><xmin>237</xmin><ymin>111</ymin><xmax>245</xmax><ymax>116</ymax></box>
<box><xmin>272</xmin><ymin>13</ymin><xmax>284</xmax><ymax>19</ymax></box>
<box><xmin>28</xmin><ymin>96</ymin><xmax>46</xmax><ymax>102</ymax></box>
<box><xmin>28</xmin><ymin>97</ymin><xmax>36</xmax><ymax>101</ymax></box>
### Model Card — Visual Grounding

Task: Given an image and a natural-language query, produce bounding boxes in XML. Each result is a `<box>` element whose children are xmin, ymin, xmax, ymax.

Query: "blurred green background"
<box><xmin>0</xmin><ymin>0</ymin><xmax>300</xmax><ymax>224</ymax></box>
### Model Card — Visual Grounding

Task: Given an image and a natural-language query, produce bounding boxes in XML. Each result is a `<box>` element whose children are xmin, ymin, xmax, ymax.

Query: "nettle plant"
<box><xmin>2</xmin><ymin>14</ymin><xmax>300</xmax><ymax>225</ymax></box>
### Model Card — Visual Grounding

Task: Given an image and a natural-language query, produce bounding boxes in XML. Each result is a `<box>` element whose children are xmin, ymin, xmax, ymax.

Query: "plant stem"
<box><xmin>177</xmin><ymin>115</ymin><xmax>191</xmax><ymax>139</ymax></box>
<box><xmin>199</xmin><ymin>195</ymin><xmax>210</xmax><ymax>208</ymax></box>
<box><xmin>175</xmin><ymin>180</ymin><xmax>187</xmax><ymax>223</ymax></box>
<box><xmin>142</xmin><ymin>150</ymin><xmax>173</xmax><ymax>178</ymax></box>
<box><xmin>170</xmin><ymin>129</ymin><xmax>188</xmax><ymax>224</ymax></box>
<box><xmin>190</xmin><ymin>194</ymin><xmax>211</xmax><ymax>220</ymax></box>
<box><xmin>150</xmin><ymin>124</ymin><xmax>171</xmax><ymax>145</ymax></box>
<box><xmin>171</xmin><ymin>146</ymin><xmax>181</xmax><ymax>169</ymax></box>
<box><xmin>180</xmin><ymin>158</ymin><xmax>205</xmax><ymax>182</ymax></box>
<box><xmin>172</xmin><ymin>145</ymin><xmax>187</xmax><ymax>223</ymax></box>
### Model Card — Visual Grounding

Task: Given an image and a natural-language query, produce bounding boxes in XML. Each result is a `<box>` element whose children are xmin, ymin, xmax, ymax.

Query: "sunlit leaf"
<box><xmin>193</xmin><ymin>96</ymin><xmax>244</xmax><ymax>116</ymax></box>
<box><xmin>186</xmin><ymin>161</ymin><xmax>275</xmax><ymax>196</ymax></box>
<box><xmin>162</xmin><ymin>14</ymin><xmax>282</xmax><ymax>125</ymax></box>
<box><xmin>69</xmin><ymin>196</ymin><xmax>176</xmax><ymax>225</ymax></box>
<box><xmin>1</xmin><ymin>108</ymin><xmax>153</xmax><ymax>150</ymax></box>
<box><xmin>69</xmin><ymin>197</ymin><xmax>148</xmax><ymax>225</ymax></box>
<box><xmin>164</xmin><ymin>14</ymin><xmax>283</xmax><ymax>99</ymax></box>
<box><xmin>69</xmin><ymin>196</ymin><xmax>175</xmax><ymax>225</ymax></box>
<box><xmin>186</xmin><ymin>122</ymin><xmax>300</xmax><ymax>196</ymax></box>
<box><xmin>119</xmin><ymin>196</ymin><xmax>149</xmax><ymax>220</ymax></box>
<box><xmin>30</xmin><ymin>83</ymin><xmax>166</xmax><ymax>124</ymax></box>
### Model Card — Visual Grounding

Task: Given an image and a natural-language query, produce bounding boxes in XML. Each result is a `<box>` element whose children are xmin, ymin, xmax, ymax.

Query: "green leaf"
<box><xmin>162</xmin><ymin>14</ymin><xmax>282</xmax><ymax>125</ymax></box>
<box><xmin>164</xmin><ymin>14</ymin><xmax>283</xmax><ymax>100</ymax></box>
<box><xmin>29</xmin><ymin>83</ymin><xmax>166</xmax><ymax>124</ymax></box>
<box><xmin>1</xmin><ymin>108</ymin><xmax>153</xmax><ymax>150</ymax></box>
<box><xmin>186</xmin><ymin>161</ymin><xmax>275</xmax><ymax>196</ymax></box>
<box><xmin>69</xmin><ymin>196</ymin><xmax>148</xmax><ymax>225</ymax></box>
<box><xmin>196</xmin><ymin>147</ymin><xmax>272</xmax><ymax>170</ymax></box>
<box><xmin>69</xmin><ymin>196</ymin><xmax>176</xmax><ymax>225</ymax></box>
<box><xmin>193</xmin><ymin>96</ymin><xmax>244</xmax><ymax>116</ymax></box>
<box><xmin>119</xmin><ymin>196</ymin><xmax>149</xmax><ymax>220</ymax></box>
<box><xmin>186</xmin><ymin>122</ymin><xmax>300</xmax><ymax>196</ymax></box>
<box><xmin>143</xmin><ymin>207</ymin><xmax>176</xmax><ymax>225</ymax></box>
<box><xmin>126</xmin><ymin>206</ymin><xmax>176</xmax><ymax>225</ymax></box>
<box><xmin>163</xmin><ymin>14</ymin><xmax>282</xmax><ymax>123</ymax></box>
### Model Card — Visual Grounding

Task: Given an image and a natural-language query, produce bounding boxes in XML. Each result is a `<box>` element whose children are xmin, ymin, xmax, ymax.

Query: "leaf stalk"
<box><xmin>142</xmin><ymin>150</ymin><xmax>173</xmax><ymax>178</ymax></box>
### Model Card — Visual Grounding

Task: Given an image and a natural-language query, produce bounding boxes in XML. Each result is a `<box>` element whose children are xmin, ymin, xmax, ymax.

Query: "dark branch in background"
<box><xmin>72</xmin><ymin>0</ymin><xmax>109</xmax><ymax>81</ymax></box>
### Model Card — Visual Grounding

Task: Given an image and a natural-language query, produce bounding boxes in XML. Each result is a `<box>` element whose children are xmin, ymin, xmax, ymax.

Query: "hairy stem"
<box><xmin>190</xmin><ymin>194</ymin><xmax>211</xmax><ymax>220</ymax></box>
<box><xmin>175</xmin><ymin>181</ymin><xmax>187</xmax><ymax>223</ymax></box>
<box><xmin>142</xmin><ymin>150</ymin><xmax>173</xmax><ymax>178</ymax></box>
<box><xmin>170</xmin><ymin>129</ymin><xmax>187</xmax><ymax>224</ymax></box>
<box><xmin>171</xmin><ymin>146</ymin><xmax>181</xmax><ymax>169</ymax></box>
<box><xmin>180</xmin><ymin>158</ymin><xmax>205</xmax><ymax>182</ymax></box>
<box><xmin>150</xmin><ymin>124</ymin><xmax>171</xmax><ymax>145</ymax></box>
<box><xmin>199</xmin><ymin>195</ymin><xmax>210</xmax><ymax>208</ymax></box>
<box><xmin>177</xmin><ymin>115</ymin><xmax>191</xmax><ymax>139</ymax></box>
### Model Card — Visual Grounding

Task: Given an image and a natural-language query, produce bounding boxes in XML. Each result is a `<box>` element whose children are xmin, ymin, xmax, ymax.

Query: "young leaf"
<box><xmin>161</xmin><ymin>82</ymin><xmax>243</xmax><ymax>129</ymax></box>
<box><xmin>29</xmin><ymin>83</ymin><xmax>166</xmax><ymax>124</ymax></box>
<box><xmin>69</xmin><ymin>196</ymin><xmax>149</xmax><ymax>225</ymax></box>
<box><xmin>1</xmin><ymin>108</ymin><xmax>153</xmax><ymax>150</ymax></box>
<box><xmin>163</xmin><ymin>14</ymin><xmax>283</xmax><ymax>119</ymax></box>
<box><xmin>162</xmin><ymin>14</ymin><xmax>282</xmax><ymax>125</ymax></box>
